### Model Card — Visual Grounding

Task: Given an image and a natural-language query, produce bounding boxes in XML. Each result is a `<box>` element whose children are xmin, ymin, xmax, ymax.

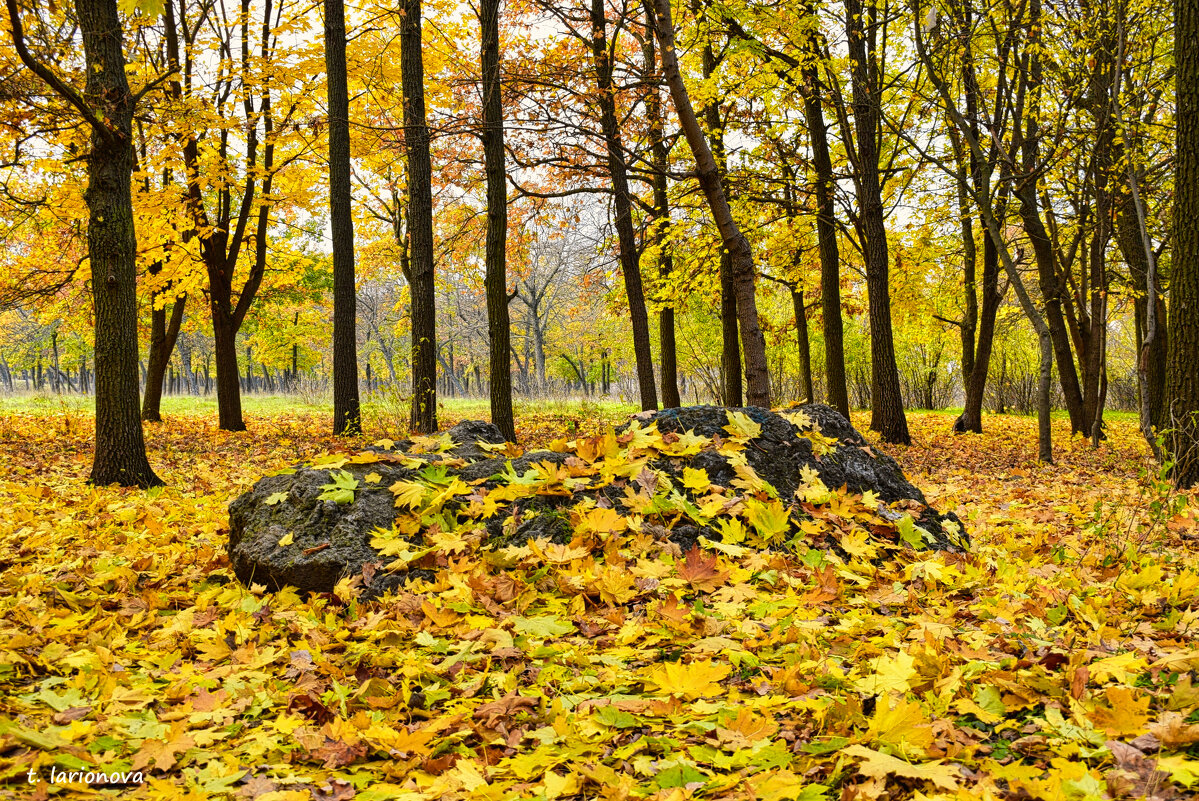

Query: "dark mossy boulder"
<box><xmin>228</xmin><ymin>405</ymin><xmax>966</xmax><ymax>596</ymax></box>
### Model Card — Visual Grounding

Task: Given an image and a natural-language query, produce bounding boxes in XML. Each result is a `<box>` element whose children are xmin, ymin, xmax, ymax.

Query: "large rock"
<box><xmin>228</xmin><ymin>405</ymin><xmax>966</xmax><ymax>596</ymax></box>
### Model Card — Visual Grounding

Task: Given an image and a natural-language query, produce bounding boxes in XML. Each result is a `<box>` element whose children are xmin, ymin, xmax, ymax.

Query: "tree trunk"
<box><xmin>14</xmin><ymin>0</ymin><xmax>164</xmax><ymax>486</ymax></box>
<box><xmin>718</xmin><ymin>251</ymin><xmax>742</xmax><ymax>407</ymax></box>
<box><xmin>142</xmin><ymin>293</ymin><xmax>187</xmax><ymax>421</ymax></box>
<box><xmin>212</xmin><ymin>308</ymin><xmax>245</xmax><ymax>430</ymax></box>
<box><xmin>482</xmin><ymin>0</ymin><xmax>516</xmax><ymax>441</ymax></box>
<box><xmin>958</xmin><ymin>213</ymin><xmax>1002</xmax><ymax>433</ymax></box>
<box><xmin>591</xmin><ymin>0</ymin><xmax>657</xmax><ymax>411</ymax></box>
<box><xmin>845</xmin><ymin>0</ymin><xmax>909</xmax><ymax>444</ymax></box>
<box><xmin>793</xmin><ymin>289</ymin><xmax>813</xmax><ymax>402</ymax></box>
<box><xmin>401</xmin><ymin>0</ymin><xmax>438</xmax><ymax>433</ymax></box>
<box><xmin>326</xmin><ymin>0</ymin><xmax>362</xmax><ymax>435</ymax></box>
<box><xmin>698</xmin><ymin>29</ymin><xmax>742</xmax><ymax>408</ymax></box>
<box><xmin>643</xmin><ymin>1</ymin><xmax>681</xmax><ymax>409</ymax></box>
<box><xmin>1117</xmin><ymin>168</ymin><xmax>1168</xmax><ymax>445</ymax></box>
<box><xmin>1168</xmin><ymin>0</ymin><xmax>1199</xmax><ymax>487</ymax></box>
<box><xmin>654</xmin><ymin>0</ymin><xmax>769</xmax><ymax>407</ymax></box>
<box><xmin>801</xmin><ymin>66</ymin><xmax>849</xmax><ymax>419</ymax></box>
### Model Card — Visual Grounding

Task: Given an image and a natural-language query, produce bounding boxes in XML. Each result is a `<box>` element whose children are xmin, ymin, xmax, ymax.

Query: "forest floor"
<box><xmin>1</xmin><ymin>399</ymin><xmax>1197</xmax><ymax>800</ymax></box>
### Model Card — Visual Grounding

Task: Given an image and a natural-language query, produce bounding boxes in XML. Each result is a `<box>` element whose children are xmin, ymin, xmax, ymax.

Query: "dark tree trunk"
<box><xmin>326</xmin><ymin>0</ymin><xmax>362</xmax><ymax>435</ymax></box>
<box><xmin>654</xmin><ymin>0</ymin><xmax>769</xmax><ymax>407</ymax></box>
<box><xmin>481</xmin><ymin>0</ymin><xmax>515</xmax><ymax>441</ymax></box>
<box><xmin>50</xmin><ymin>332</ymin><xmax>60</xmax><ymax>393</ymax></box>
<box><xmin>952</xmin><ymin>132</ymin><xmax>978</xmax><ymax>386</ymax></box>
<box><xmin>591</xmin><ymin>0</ymin><xmax>657</xmax><ymax>411</ymax></box>
<box><xmin>845</xmin><ymin>0</ymin><xmax>909</xmax><ymax>444</ymax></box>
<box><xmin>78</xmin><ymin>0</ymin><xmax>162</xmax><ymax>485</ymax></box>
<box><xmin>1169</xmin><ymin>0</ymin><xmax>1199</xmax><ymax>487</ymax></box>
<box><xmin>6</xmin><ymin>0</ymin><xmax>163</xmax><ymax>486</ymax></box>
<box><xmin>718</xmin><ymin>251</ymin><xmax>742</xmax><ymax>407</ymax></box>
<box><xmin>699</xmin><ymin>32</ymin><xmax>742</xmax><ymax>408</ymax></box>
<box><xmin>793</xmin><ymin>289</ymin><xmax>813</xmax><ymax>402</ymax></box>
<box><xmin>1081</xmin><ymin>26</ymin><xmax>1117</xmax><ymax>443</ymax></box>
<box><xmin>401</xmin><ymin>0</ymin><xmax>438</xmax><ymax>433</ymax></box>
<box><xmin>801</xmin><ymin>67</ymin><xmax>849</xmax><ymax>419</ymax></box>
<box><xmin>143</xmin><ymin>292</ymin><xmax>187</xmax><ymax>422</ymax></box>
<box><xmin>643</xmin><ymin>1</ymin><xmax>681</xmax><ymax>409</ymax></box>
<box><xmin>212</xmin><ymin>308</ymin><xmax>245</xmax><ymax>429</ymax></box>
<box><xmin>1116</xmin><ymin>172</ymin><xmax>1168</xmax><ymax>437</ymax></box>
<box><xmin>958</xmin><ymin>214</ymin><xmax>1002</xmax><ymax>434</ymax></box>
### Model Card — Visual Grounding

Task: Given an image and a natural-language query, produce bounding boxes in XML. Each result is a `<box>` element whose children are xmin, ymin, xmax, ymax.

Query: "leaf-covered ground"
<box><xmin>2</xmin><ymin>402</ymin><xmax>1198</xmax><ymax>800</ymax></box>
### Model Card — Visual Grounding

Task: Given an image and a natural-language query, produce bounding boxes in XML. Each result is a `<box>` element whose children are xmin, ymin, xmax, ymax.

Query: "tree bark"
<box><xmin>698</xmin><ymin>26</ymin><xmax>742</xmax><ymax>408</ymax></box>
<box><xmin>77</xmin><ymin>0</ymin><xmax>162</xmax><ymax>484</ymax></box>
<box><xmin>1168</xmin><ymin>0</ymin><xmax>1199</xmax><ymax>487</ymax></box>
<box><xmin>591</xmin><ymin>0</ymin><xmax>657</xmax><ymax>411</ymax></box>
<box><xmin>643</xmin><ymin>1</ymin><xmax>681</xmax><ymax>409</ymax></box>
<box><xmin>845</xmin><ymin>0</ymin><xmax>909</xmax><ymax>444</ymax></box>
<box><xmin>1116</xmin><ymin>169</ymin><xmax>1168</xmax><ymax>441</ymax></box>
<box><xmin>801</xmin><ymin>66</ymin><xmax>849</xmax><ymax>418</ymax></box>
<box><xmin>326</xmin><ymin>0</ymin><xmax>362</xmax><ymax>435</ymax></box>
<box><xmin>654</xmin><ymin>0</ymin><xmax>769</xmax><ymax>407</ymax></box>
<box><xmin>401</xmin><ymin>0</ymin><xmax>438</xmax><ymax>433</ymax></box>
<box><xmin>481</xmin><ymin>0</ymin><xmax>515</xmax><ymax>441</ymax></box>
<box><xmin>143</xmin><ymin>292</ymin><xmax>187</xmax><ymax>422</ymax></box>
<box><xmin>6</xmin><ymin>0</ymin><xmax>162</xmax><ymax>486</ymax></box>
<box><xmin>793</xmin><ymin>289</ymin><xmax>813</xmax><ymax>402</ymax></box>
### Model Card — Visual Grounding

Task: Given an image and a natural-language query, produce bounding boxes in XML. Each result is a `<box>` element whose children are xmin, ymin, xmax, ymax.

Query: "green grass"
<box><xmin>0</xmin><ymin>390</ymin><xmax>1139</xmax><ymax>426</ymax></box>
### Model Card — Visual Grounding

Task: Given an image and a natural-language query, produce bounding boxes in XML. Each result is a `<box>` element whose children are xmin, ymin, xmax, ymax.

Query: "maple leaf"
<box><xmin>131</xmin><ymin>725</ymin><xmax>195</xmax><ymax>772</ymax></box>
<box><xmin>744</xmin><ymin>498</ymin><xmax>791</xmax><ymax>543</ymax></box>
<box><xmin>512</xmin><ymin>615</ymin><xmax>575</xmax><ymax>638</ymax></box>
<box><xmin>854</xmin><ymin>650</ymin><xmax>917</xmax><ymax>695</ymax></box>
<box><xmin>1090</xmin><ymin>687</ymin><xmax>1152</xmax><ymax>737</ymax></box>
<box><xmin>868</xmin><ymin>696</ymin><xmax>933</xmax><ymax>756</ymax></box>
<box><xmin>677</xmin><ymin>546</ymin><xmax>729</xmax><ymax>592</ymax></box>
<box><xmin>390</xmin><ymin>480</ymin><xmax>428</xmax><ymax>508</ymax></box>
<box><xmin>593</xmin><ymin>563</ymin><xmax>640</xmax><ymax>604</ymax></box>
<box><xmin>723</xmin><ymin>410</ymin><xmax>762</xmax><ymax>442</ymax></box>
<box><xmin>473</xmin><ymin>692</ymin><xmax>537</xmax><ymax>726</ymax></box>
<box><xmin>644</xmin><ymin>660</ymin><xmax>731</xmax><ymax>700</ymax></box>
<box><xmin>781</xmin><ymin>409</ymin><xmax>815</xmax><ymax>430</ymax></box>
<box><xmin>842</xmin><ymin>744</ymin><xmax>962</xmax><ymax>790</ymax></box>
<box><xmin>715</xmin><ymin>707</ymin><xmax>778</xmax><ymax>750</ymax></box>
<box><xmin>682</xmin><ymin>467</ymin><xmax>711</xmax><ymax>491</ymax></box>
<box><xmin>1149</xmin><ymin>712</ymin><xmax>1199</xmax><ymax>747</ymax></box>
<box><xmin>577</xmin><ymin>505</ymin><xmax>627</xmax><ymax>537</ymax></box>
<box><xmin>312</xmin><ymin>737</ymin><xmax>367</xmax><ymax>768</ymax></box>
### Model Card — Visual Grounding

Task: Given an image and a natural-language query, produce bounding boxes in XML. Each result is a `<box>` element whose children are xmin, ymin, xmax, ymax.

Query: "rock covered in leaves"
<box><xmin>227</xmin><ymin>404</ymin><xmax>967</xmax><ymax>596</ymax></box>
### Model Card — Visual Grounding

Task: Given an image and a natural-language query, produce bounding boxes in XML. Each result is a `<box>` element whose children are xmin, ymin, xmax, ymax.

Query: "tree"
<box><xmin>480</xmin><ymin>0</ymin><xmax>515</xmax><ymax>440</ymax></box>
<box><xmin>162</xmin><ymin>0</ymin><xmax>295</xmax><ymax>433</ymax></box>
<box><xmin>696</xmin><ymin>12</ymin><xmax>742</xmax><ymax>408</ymax></box>
<box><xmin>1168</xmin><ymin>0</ymin><xmax>1199</xmax><ymax>487</ymax></box>
<box><xmin>142</xmin><ymin>271</ymin><xmax>187</xmax><ymax>423</ymax></box>
<box><xmin>912</xmin><ymin>0</ymin><xmax>1055</xmax><ymax>462</ymax></box>
<box><xmin>6</xmin><ymin>0</ymin><xmax>163</xmax><ymax>487</ymax></box>
<box><xmin>641</xmin><ymin>0</ymin><xmax>681</xmax><ymax>408</ymax></box>
<box><xmin>400</xmin><ymin>0</ymin><xmax>438</xmax><ymax>433</ymax></box>
<box><xmin>589</xmin><ymin>0</ymin><xmax>657</xmax><ymax>411</ymax></box>
<box><xmin>653</xmin><ymin>0</ymin><xmax>770</xmax><ymax>408</ymax></box>
<box><xmin>841</xmin><ymin>0</ymin><xmax>909</xmax><ymax>445</ymax></box>
<box><xmin>722</xmin><ymin>6</ymin><xmax>848</xmax><ymax>416</ymax></box>
<box><xmin>326</xmin><ymin>0</ymin><xmax>362</xmax><ymax>435</ymax></box>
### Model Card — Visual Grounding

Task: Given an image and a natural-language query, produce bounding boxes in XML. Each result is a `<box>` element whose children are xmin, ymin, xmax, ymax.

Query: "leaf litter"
<box><xmin>1</xmin><ymin>407</ymin><xmax>1197</xmax><ymax>800</ymax></box>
